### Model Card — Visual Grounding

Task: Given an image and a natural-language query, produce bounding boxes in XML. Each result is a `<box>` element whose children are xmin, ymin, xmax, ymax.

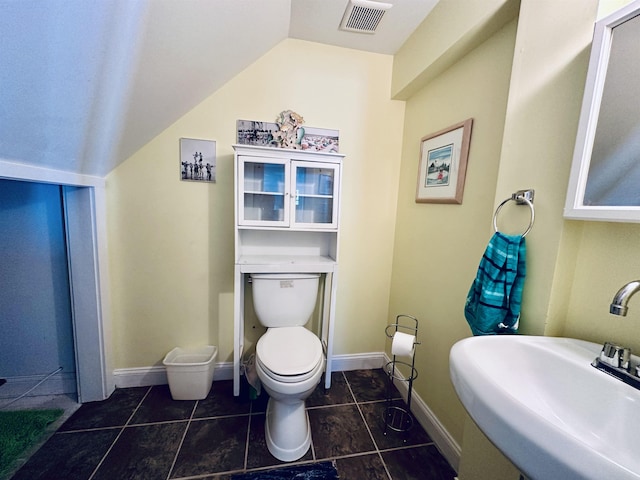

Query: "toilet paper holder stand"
<box><xmin>383</xmin><ymin>314</ymin><xmax>420</xmax><ymax>436</ymax></box>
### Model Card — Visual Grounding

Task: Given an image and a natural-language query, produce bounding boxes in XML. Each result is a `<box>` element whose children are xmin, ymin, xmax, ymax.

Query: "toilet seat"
<box><xmin>256</xmin><ymin>327</ymin><xmax>323</xmax><ymax>383</ymax></box>
<box><xmin>257</xmin><ymin>355</ymin><xmax>324</xmax><ymax>384</ymax></box>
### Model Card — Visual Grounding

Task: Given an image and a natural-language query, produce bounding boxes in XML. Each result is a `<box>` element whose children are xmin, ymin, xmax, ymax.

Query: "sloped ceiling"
<box><xmin>0</xmin><ymin>0</ymin><xmax>437</xmax><ymax>177</ymax></box>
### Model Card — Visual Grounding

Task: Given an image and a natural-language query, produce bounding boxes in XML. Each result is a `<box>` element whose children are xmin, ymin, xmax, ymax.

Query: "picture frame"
<box><xmin>236</xmin><ymin>120</ymin><xmax>279</xmax><ymax>147</ymax></box>
<box><xmin>180</xmin><ymin>138</ymin><xmax>216</xmax><ymax>183</ymax></box>
<box><xmin>415</xmin><ymin>118</ymin><xmax>473</xmax><ymax>204</ymax></box>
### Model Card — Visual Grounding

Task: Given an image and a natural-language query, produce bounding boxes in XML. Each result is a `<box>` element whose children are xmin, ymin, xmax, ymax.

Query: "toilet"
<box><xmin>250</xmin><ymin>273</ymin><xmax>325</xmax><ymax>462</ymax></box>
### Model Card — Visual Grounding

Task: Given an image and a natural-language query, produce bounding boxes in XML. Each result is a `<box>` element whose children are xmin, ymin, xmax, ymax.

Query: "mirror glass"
<box><xmin>583</xmin><ymin>14</ymin><xmax>640</xmax><ymax>206</ymax></box>
<box><xmin>565</xmin><ymin>1</ymin><xmax>640</xmax><ymax>222</ymax></box>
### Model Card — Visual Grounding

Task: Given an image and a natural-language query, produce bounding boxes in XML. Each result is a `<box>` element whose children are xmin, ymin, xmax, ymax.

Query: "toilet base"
<box><xmin>264</xmin><ymin>397</ymin><xmax>311</xmax><ymax>462</ymax></box>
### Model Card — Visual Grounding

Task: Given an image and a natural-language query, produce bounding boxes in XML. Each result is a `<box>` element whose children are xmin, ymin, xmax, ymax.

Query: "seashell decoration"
<box><xmin>273</xmin><ymin>110</ymin><xmax>305</xmax><ymax>149</ymax></box>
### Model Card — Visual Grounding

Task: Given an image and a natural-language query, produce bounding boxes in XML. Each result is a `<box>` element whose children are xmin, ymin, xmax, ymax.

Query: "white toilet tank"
<box><xmin>251</xmin><ymin>273</ymin><xmax>320</xmax><ymax>327</ymax></box>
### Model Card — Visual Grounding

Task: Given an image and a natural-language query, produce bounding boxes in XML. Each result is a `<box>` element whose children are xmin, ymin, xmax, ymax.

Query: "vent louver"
<box><xmin>339</xmin><ymin>0</ymin><xmax>392</xmax><ymax>34</ymax></box>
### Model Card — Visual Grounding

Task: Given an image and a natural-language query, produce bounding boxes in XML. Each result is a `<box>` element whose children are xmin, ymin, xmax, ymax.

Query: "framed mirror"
<box><xmin>565</xmin><ymin>0</ymin><xmax>640</xmax><ymax>222</ymax></box>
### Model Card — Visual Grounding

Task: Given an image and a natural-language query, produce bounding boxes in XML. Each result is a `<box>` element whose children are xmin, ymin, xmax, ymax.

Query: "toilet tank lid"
<box><xmin>250</xmin><ymin>273</ymin><xmax>320</xmax><ymax>280</ymax></box>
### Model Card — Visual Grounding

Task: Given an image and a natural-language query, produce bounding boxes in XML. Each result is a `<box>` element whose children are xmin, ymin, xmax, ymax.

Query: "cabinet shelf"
<box><xmin>237</xmin><ymin>254</ymin><xmax>337</xmax><ymax>273</ymax></box>
<box><xmin>237</xmin><ymin>226</ymin><xmax>338</xmax><ymax>233</ymax></box>
<box><xmin>245</xmin><ymin>191</ymin><xmax>284</xmax><ymax>196</ymax></box>
<box><xmin>297</xmin><ymin>194</ymin><xmax>333</xmax><ymax>199</ymax></box>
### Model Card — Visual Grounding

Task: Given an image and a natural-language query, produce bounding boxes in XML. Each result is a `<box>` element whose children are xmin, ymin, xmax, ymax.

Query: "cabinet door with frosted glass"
<box><xmin>290</xmin><ymin>161</ymin><xmax>340</xmax><ymax>229</ymax></box>
<box><xmin>238</xmin><ymin>156</ymin><xmax>290</xmax><ymax>227</ymax></box>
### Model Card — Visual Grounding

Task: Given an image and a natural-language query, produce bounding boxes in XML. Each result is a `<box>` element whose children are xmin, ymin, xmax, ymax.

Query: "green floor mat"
<box><xmin>0</xmin><ymin>409</ymin><xmax>63</xmax><ymax>478</ymax></box>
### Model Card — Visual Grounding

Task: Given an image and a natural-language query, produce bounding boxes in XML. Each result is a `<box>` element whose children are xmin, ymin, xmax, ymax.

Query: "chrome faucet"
<box><xmin>589</xmin><ymin>281</ymin><xmax>640</xmax><ymax>390</ymax></box>
<box><xmin>610</xmin><ymin>280</ymin><xmax>640</xmax><ymax>316</ymax></box>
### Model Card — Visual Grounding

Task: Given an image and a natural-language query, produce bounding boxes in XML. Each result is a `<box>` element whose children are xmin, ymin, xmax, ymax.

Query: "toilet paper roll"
<box><xmin>391</xmin><ymin>332</ymin><xmax>416</xmax><ymax>358</ymax></box>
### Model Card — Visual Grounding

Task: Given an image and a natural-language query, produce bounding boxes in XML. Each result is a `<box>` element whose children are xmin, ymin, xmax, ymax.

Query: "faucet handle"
<box><xmin>600</xmin><ymin>342</ymin><xmax>631</xmax><ymax>370</ymax></box>
<box><xmin>620</xmin><ymin>347</ymin><xmax>631</xmax><ymax>370</ymax></box>
<box><xmin>601</xmin><ymin>342</ymin><xmax>615</xmax><ymax>358</ymax></box>
<box><xmin>600</xmin><ymin>342</ymin><xmax>618</xmax><ymax>366</ymax></box>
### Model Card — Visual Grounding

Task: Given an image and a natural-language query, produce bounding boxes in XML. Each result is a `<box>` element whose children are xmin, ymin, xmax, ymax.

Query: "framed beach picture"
<box><xmin>180</xmin><ymin>138</ymin><xmax>216</xmax><ymax>183</ymax></box>
<box><xmin>415</xmin><ymin>119</ymin><xmax>473</xmax><ymax>204</ymax></box>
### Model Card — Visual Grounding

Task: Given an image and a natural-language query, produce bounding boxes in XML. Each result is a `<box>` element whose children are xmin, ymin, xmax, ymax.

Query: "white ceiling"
<box><xmin>0</xmin><ymin>0</ymin><xmax>437</xmax><ymax>177</ymax></box>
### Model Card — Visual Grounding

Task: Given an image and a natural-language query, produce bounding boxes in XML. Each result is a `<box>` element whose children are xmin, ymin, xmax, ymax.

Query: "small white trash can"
<box><xmin>163</xmin><ymin>345</ymin><xmax>217</xmax><ymax>400</ymax></box>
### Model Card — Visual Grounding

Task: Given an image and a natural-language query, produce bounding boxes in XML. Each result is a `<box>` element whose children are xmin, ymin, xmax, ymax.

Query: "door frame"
<box><xmin>0</xmin><ymin>161</ymin><xmax>113</xmax><ymax>403</ymax></box>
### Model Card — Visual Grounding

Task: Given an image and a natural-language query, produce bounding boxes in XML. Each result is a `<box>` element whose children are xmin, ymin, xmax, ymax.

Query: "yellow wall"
<box><xmin>389</xmin><ymin>17</ymin><xmax>518</xmax><ymax>445</ymax></box>
<box><xmin>106</xmin><ymin>39</ymin><xmax>404</xmax><ymax>369</ymax></box>
<box><xmin>493</xmin><ymin>0</ymin><xmax>600</xmax><ymax>337</ymax></box>
<box><xmin>457</xmin><ymin>419</ymin><xmax>520</xmax><ymax>480</ymax></box>
<box><xmin>392</xmin><ymin>0</ymin><xmax>519</xmax><ymax>100</ymax></box>
<box><xmin>562</xmin><ymin>222</ymin><xmax>640</xmax><ymax>348</ymax></box>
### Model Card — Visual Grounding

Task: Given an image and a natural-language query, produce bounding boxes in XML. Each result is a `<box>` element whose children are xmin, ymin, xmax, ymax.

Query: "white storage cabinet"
<box><xmin>238</xmin><ymin>156</ymin><xmax>340</xmax><ymax>229</ymax></box>
<box><xmin>232</xmin><ymin>144</ymin><xmax>344</xmax><ymax>396</ymax></box>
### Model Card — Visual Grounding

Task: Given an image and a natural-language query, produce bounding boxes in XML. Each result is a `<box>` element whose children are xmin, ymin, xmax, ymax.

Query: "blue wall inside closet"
<box><xmin>0</xmin><ymin>179</ymin><xmax>75</xmax><ymax>381</ymax></box>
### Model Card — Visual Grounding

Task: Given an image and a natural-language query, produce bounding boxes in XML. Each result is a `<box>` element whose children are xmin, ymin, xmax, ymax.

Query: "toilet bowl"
<box><xmin>256</xmin><ymin>326</ymin><xmax>325</xmax><ymax>461</ymax></box>
<box><xmin>250</xmin><ymin>273</ymin><xmax>324</xmax><ymax>462</ymax></box>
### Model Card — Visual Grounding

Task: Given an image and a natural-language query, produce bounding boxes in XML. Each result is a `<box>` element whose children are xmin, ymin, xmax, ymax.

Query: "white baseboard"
<box><xmin>112</xmin><ymin>354</ymin><xmax>386</xmax><ymax>389</ymax></box>
<box><xmin>384</xmin><ymin>353</ymin><xmax>461</xmax><ymax>473</ymax></box>
<box><xmin>331</xmin><ymin>351</ymin><xmax>387</xmax><ymax>371</ymax></box>
<box><xmin>0</xmin><ymin>371</ymin><xmax>77</xmax><ymax>399</ymax></box>
<box><xmin>112</xmin><ymin>352</ymin><xmax>460</xmax><ymax>472</ymax></box>
<box><xmin>113</xmin><ymin>362</ymin><xmax>233</xmax><ymax>389</ymax></box>
<box><xmin>113</xmin><ymin>366</ymin><xmax>166</xmax><ymax>388</ymax></box>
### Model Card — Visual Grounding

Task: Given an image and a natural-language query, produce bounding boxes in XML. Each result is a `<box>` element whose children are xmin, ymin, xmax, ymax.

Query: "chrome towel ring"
<box><xmin>492</xmin><ymin>189</ymin><xmax>535</xmax><ymax>237</ymax></box>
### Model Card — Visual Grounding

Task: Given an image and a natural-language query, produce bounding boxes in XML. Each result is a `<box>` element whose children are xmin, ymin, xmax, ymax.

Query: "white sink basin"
<box><xmin>450</xmin><ymin>335</ymin><xmax>640</xmax><ymax>480</ymax></box>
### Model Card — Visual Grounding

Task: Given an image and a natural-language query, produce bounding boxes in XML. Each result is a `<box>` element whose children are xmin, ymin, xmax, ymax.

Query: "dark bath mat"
<box><xmin>231</xmin><ymin>461</ymin><xmax>339</xmax><ymax>479</ymax></box>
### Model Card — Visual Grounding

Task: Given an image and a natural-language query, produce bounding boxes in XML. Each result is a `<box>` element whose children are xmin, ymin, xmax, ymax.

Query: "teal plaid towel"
<box><xmin>464</xmin><ymin>232</ymin><xmax>526</xmax><ymax>335</ymax></box>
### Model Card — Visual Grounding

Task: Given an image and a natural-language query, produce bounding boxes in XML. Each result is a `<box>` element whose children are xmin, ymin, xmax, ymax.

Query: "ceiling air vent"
<box><xmin>339</xmin><ymin>0</ymin><xmax>392</xmax><ymax>34</ymax></box>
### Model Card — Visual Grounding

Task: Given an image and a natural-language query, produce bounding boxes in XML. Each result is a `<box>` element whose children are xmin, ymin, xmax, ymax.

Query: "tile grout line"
<box><xmin>308</xmin><ymin>393</ymin><xmax>318</xmax><ymax>463</ymax></box>
<box><xmin>342</xmin><ymin>372</ymin><xmax>393</xmax><ymax>480</ymax></box>
<box><xmin>306</xmin><ymin>399</ymin><xmax>356</xmax><ymax>410</ymax></box>
<box><xmin>125</xmin><ymin>386</ymin><xmax>154</xmax><ymax>425</ymax></box>
<box><xmin>309</xmin><ymin>430</ymin><xmax>317</xmax><ymax>462</ymax></box>
<box><xmin>243</xmin><ymin>397</ymin><xmax>254</xmax><ymax>471</ymax></box>
<box><xmin>165</xmin><ymin>398</ymin><xmax>199</xmax><ymax>480</ymax></box>
<box><xmin>231</xmin><ymin>458</ymin><xmax>324</xmax><ymax>476</ymax></box>
<box><xmin>87</xmin><ymin>386</ymin><xmax>153</xmax><ymax>480</ymax></box>
<box><xmin>56</xmin><ymin>425</ymin><xmax>123</xmax><ymax>434</ymax></box>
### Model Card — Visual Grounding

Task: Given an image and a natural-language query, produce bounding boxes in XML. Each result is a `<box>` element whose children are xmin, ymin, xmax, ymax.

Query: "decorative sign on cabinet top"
<box><xmin>236</xmin><ymin>111</ymin><xmax>340</xmax><ymax>153</ymax></box>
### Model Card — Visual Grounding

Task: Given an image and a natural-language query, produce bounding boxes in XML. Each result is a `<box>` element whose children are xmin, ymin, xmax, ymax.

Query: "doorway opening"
<box><xmin>0</xmin><ymin>172</ymin><xmax>111</xmax><ymax>406</ymax></box>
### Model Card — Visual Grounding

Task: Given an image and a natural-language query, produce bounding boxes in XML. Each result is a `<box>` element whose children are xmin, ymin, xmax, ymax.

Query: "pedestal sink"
<box><xmin>450</xmin><ymin>335</ymin><xmax>640</xmax><ymax>479</ymax></box>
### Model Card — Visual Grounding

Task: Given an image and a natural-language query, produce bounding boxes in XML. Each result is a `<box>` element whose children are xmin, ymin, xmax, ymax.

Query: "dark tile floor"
<box><xmin>9</xmin><ymin>369</ymin><xmax>456</xmax><ymax>480</ymax></box>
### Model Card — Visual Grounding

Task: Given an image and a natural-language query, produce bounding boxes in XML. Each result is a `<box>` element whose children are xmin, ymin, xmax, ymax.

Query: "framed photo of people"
<box><xmin>180</xmin><ymin>138</ymin><xmax>216</xmax><ymax>183</ymax></box>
